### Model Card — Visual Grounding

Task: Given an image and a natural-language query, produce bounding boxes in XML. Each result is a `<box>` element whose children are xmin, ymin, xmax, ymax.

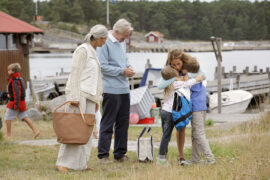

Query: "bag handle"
<box><xmin>54</xmin><ymin>101</ymin><xmax>87</xmax><ymax>124</ymax></box>
<box><xmin>138</xmin><ymin>127</ymin><xmax>152</xmax><ymax>139</ymax></box>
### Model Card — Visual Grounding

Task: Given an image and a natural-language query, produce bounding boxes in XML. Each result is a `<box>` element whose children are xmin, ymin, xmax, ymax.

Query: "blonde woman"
<box><xmin>56</xmin><ymin>24</ymin><xmax>108</xmax><ymax>172</ymax></box>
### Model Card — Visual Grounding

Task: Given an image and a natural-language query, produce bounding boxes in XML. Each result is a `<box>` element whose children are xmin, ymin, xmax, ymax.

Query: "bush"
<box><xmin>70</xmin><ymin>25</ymin><xmax>79</xmax><ymax>33</ymax></box>
<box><xmin>205</xmin><ymin>118</ymin><xmax>214</xmax><ymax>126</ymax></box>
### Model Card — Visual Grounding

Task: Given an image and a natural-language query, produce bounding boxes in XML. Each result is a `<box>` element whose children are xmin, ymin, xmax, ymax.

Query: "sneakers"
<box><xmin>185</xmin><ymin>159</ymin><xmax>200</xmax><ymax>166</ymax></box>
<box><xmin>99</xmin><ymin>157</ymin><xmax>112</xmax><ymax>164</ymax></box>
<box><xmin>178</xmin><ymin>158</ymin><xmax>190</xmax><ymax>166</ymax></box>
<box><xmin>205</xmin><ymin>159</ymin><xmax>216</xmax><ymax>165</ymax></box>
<box><xmin>114</xmin><ymin>155</ymin><xmax>130</xmax><ymax>162</ymax></box>
<box><xmin>156</xmin><ymin>158</ymin><xmax>170</xmax><ymax>167</ymax></box>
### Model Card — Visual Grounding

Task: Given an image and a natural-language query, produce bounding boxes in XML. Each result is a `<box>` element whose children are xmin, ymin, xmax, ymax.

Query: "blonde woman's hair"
<box><xmin>8</xmin><ymin>63</ymin><xmax>21</xmax><ymax>73</ymax></box>
<box><xmin>166</xmin><ymin>49</ymin><xmax>184</xmax><ymax>66</ymax></box>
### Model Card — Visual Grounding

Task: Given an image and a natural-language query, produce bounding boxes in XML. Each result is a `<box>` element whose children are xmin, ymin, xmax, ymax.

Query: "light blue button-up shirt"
<box><xmin>97</xmin><ymin>32</ymin><xmax>130</xmax><ymax>94</ymax></box>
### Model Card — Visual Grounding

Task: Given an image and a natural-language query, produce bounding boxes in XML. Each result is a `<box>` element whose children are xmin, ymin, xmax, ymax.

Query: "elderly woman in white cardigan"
<box><xmin>56</xmin><ymin>24</ymin><xmax>108</xmax><ymax>172</ymax></box>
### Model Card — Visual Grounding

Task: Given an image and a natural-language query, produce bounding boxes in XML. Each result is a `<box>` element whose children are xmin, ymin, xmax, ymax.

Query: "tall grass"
<box><xmin>0</xmin><ymin>113</ymin><xmax>269</xmax><ymax>179</ymax></box>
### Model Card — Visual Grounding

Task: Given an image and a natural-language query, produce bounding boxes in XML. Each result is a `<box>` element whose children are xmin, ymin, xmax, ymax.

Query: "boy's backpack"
<box><xmin>172</xmin><ymin>90</ymin><xmax>192</xmax><ymax>130</ymax></box>
<box><xmin>137</xmin><ymin>127</ymin><xmax>154</xmax><ymax>162</ymax></box>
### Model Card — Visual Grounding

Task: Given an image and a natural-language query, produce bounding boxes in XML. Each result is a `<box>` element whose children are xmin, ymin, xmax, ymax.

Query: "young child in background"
<box><xmin>157</xmin><ymin>64</ymin><xmax>203</xmax><ymax>166</ymax></box>
<box><xmin>5</xmin><ymin>63</ymin><xmax>40</xmax><ymax>138</ymax></box>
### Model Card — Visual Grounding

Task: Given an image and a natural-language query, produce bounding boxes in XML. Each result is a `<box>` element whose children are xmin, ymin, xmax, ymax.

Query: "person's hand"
<box><xmin>195</xmin><ymin>75</ymin><xmax>204</xmax><ymax>82</ymax></box>
<box><xmin>124</xmin><ymin>67</ymin><xmax>135</xmax><ymax>77</ymax></box>
<box><xmin>176</xmin><ymin>76</ymin><xmax>184</xmax><ymax>81</ymax></box>
<box><xmin>95</xmin><ymin>103</ymin><xmax>99</xmax><ymax>112</ymax></box>
<box><xmin>70</xmin><ymin>101</ymin><xmax>80</xmax><ymax>107</ymax></box>
<box><xmin>183</xmin><ymin>75</ymin><xmax>189</xmax><ymax>81</ymax></box>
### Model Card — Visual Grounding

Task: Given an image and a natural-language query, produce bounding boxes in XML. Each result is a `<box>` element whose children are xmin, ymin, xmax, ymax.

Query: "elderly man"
<box><xmin>97</xmin><ymin>19</ymin><xmax>135</xmax><ymax>162</ymax></box>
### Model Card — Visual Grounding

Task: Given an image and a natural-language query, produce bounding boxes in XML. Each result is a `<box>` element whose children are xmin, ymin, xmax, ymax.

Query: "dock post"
<box><xmin>253</xmin><ymin>66</ymin><xmax>258</xmax><ymax>72</ymax></box>
<box><xmin>131</xmin><ymin>77</ymin><xmax>134</xmax><ymax>90</ymax></box>
<box><xmin>214</xmin><ymin>66</ymin><xmax>218</xmax><ymax>80</ymax></box>
<box><xmin>233</xmin><ymin>66</ymin><xmax>236</xmax><ymax>72</ymax></box>
<box><xmin>236</xmin><ymin>74</ymin><xmax>240</xmax><ymax>89</ymax></box>
<box><xmin>210</xmin><ymin>36</ymin><xmax>223</xmax><ymax>114</ymax></box>
<box><xmin>268</xmin><ymin>72</ymin><xmax>270</xmax><ymax>99</ymax></box>
<box><xmin>245</xmin><ymin>66</ymin><xmax>249</xmax><ymax>75</ymax></box>
<box><xmin>145</xmin><ymin>59</ymin><xmax>152</xmax><ymax>69</ymax></box>
<box><xmin>217</xmin><ymin>38</ymin><xmax>222</xmax><ymax>114</ymax></box>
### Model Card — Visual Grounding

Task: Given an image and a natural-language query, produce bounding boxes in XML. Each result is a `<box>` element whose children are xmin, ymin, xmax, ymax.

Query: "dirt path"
<box><xmin>16</xmin><ymin>112</ymin><xmax>264</xmax><ymax>151</ymax></box>
<box><xmin>18</xmin><ymin>132</ymin><xmax>266</xmax><ymax>152</ymax></box>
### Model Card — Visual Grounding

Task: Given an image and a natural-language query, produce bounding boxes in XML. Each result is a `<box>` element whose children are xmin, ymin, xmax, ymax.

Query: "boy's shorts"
<box><xmin>5</xmin><ymin>108</ymin><xmax>28</xmax><ymax>121</ymax></box>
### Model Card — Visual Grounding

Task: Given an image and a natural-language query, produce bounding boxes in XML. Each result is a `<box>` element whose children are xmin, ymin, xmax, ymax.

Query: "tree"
<box><xmin>199</xmin><ymin>17</ymin><xmax>213</xmax><ymax>40</ymax></box>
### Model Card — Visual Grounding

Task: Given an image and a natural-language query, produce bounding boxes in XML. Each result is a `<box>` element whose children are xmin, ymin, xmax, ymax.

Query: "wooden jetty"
<box><xmin>31</xmin><ymin>65</ymin><xmax>270</xmax><ymax>101</ymax></box>
<box><xmin>207</xmin><ymin>73</ymin><xmax>270</xmax><ymax>95</ymax></box>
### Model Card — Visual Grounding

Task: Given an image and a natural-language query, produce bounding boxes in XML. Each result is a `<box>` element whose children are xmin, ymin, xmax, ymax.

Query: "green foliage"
<box><xmin>70</xmin><ymin>25</ymin><xmax>79</xmax><ymax>33</ymax></box>
<box><xmin>0</xmin><ymin>0</ymin><xmax>35</xmax><ymax>22</ymax></box>
<box><xmin>1</xmin><ymin>0</ymin><xmax>270</xmax><ymax>40</ymax></box>
<box><xmin>205</xmin><ymin>118</ymin><xmax>214</xmax><ymax>126</ymax></box>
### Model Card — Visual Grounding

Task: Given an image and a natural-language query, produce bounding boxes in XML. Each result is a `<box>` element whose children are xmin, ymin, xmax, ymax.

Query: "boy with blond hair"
<box><xmin>5</xmin><ymin>63</ymin><xmax>40</xmax><ymax>138</ymax></box>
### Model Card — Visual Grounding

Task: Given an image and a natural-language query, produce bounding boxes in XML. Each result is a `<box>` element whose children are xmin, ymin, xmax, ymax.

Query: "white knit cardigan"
<box><xmin>65</xmin><ymin>43</ymin><xmax>103</xmax><ymax>104</ymax></box>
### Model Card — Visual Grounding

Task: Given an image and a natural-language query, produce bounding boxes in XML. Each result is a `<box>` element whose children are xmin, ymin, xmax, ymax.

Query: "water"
<box><xmin>30</xmin><ymin>50</ymin><xmax>270</xmax><ymax>80</ymax></box>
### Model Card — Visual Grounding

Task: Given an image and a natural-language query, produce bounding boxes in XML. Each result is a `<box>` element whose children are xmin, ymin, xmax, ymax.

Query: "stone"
<box><xmin>47</xmin><ymin>95</ymin><xmax>67</xmax><ymax>113</ymax></box>
<box><xmin>27</xmin><ymin>108</ymin><xmax>42</xmax><ymax>121</ymax></box>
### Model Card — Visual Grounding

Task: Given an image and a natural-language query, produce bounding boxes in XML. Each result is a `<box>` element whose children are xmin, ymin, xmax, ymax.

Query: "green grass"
<box><xmin>0</xmin><ymin>112</ymin><xmax>270</xmax><ymax>179</ymax></box>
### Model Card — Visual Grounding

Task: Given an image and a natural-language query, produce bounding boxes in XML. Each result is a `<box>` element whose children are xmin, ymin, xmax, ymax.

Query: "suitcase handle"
<box><xmin>54</xmin><ymin>101</ymin><xmax>87</xmax><ymax>124</ymax></box>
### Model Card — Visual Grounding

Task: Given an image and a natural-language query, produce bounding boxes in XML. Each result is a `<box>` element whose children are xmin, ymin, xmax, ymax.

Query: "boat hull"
<box><xmin>209</xmin><ymin>90</ymin><xmax>253</xmax><ymax>113</ymax></box>
<box><xmin>210</xmin><ymin>98</ymin><xmax>252</xmax><ymax>113</ymax></box>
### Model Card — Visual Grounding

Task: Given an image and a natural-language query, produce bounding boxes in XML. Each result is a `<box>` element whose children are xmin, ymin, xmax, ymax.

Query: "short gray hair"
<box><xmin>113</xmin><ymin>19</ymin><xmax>133</xmax><ymax>34</ymax></box>
<box><xmin>84</xmin><ymin>24</ymin><xmax>108</xmax><ymax>43</ymax></box>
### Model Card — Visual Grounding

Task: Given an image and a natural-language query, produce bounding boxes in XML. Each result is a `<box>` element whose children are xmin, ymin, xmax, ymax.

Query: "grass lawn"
<box><xmin>0</xmin><ymin>112</ymin><xmax>270</xmax><ymax>179</ymax></box>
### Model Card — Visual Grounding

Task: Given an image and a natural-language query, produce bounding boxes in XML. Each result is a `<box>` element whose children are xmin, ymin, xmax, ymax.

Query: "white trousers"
<box><xmin>95</xmin><ymin>110</ymin><xmax>101</xmax><ymax>138</ymax></box>
<box><xmin>56</xmin><ymin>96</ymin><xmax>95</xmax><ymax>170</ymax></box>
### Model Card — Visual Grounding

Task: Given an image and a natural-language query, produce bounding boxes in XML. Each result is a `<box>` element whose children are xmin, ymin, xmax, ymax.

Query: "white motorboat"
<box><xmin>209</xmin><ymin>90</ymin><xmax>253</xmax><ymax>113</ymax></box>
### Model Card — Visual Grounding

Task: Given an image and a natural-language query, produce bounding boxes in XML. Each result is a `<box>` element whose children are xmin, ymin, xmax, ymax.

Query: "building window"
<box><xmin>0</xmin><ymin>34</ymin><xmax>6</xmax><ymax>50</ymax></box>
<box><xmin>8</xmin><ymin>34</ymin><xmax>17</xmax><ymax>50</ymax></box>
<box><xmin>0</xmin><ymin>34</ymin><xmax>17</xmax><ymax>50</ymax></box>
<box><xmin>149</xmin><ymin>36</ymin><xmax>154</xmax><ymax>42</ymax></box>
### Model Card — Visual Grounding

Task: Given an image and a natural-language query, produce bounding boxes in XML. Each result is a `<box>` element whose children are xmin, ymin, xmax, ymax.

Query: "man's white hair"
<box><xmin>84</xmin><ymin>24</ymin><xmax>108</xmax><ymax>43</ymax></box>
<box><xmin>113</xmin><ymin>19</ymin><xmax>133</xmax><ymax>34</ymax></box>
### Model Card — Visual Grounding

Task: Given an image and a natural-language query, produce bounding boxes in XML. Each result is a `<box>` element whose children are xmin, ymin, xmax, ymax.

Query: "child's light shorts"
<box><xmin>5</xmin><ymin>108</ymin><xmax>28</xmax><ymax>121</ymax></box>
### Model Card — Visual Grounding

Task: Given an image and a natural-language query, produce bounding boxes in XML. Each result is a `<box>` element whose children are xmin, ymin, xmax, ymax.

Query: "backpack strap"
<box><xmin>173</xmin><ymin>111</ymin><xmax>192</xmax><ymax>125</ymax></box>
<box><xmin>175</xmin><ymin>91</ymin><xmax>192</xmax><ymax>112</ymax></box>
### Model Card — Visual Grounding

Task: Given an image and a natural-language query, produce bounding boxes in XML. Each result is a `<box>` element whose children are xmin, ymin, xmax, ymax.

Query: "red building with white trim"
<box><xmin>145</xmin><ymin>31</ymin><xmax>164</xmax><ymax>44</ymax></box>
